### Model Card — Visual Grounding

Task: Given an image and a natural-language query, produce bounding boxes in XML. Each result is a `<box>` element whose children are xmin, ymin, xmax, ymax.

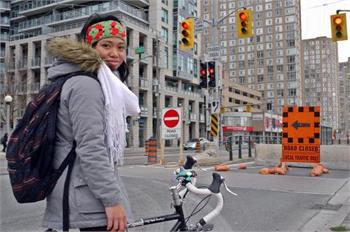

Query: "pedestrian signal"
<box><xmin>330</xmin><ymin>13</ymin><xmax>348</xmax><ymax>42</ymax></box>
<box><xmin>208</xmin><ymin>61</ymin><xmax>216</xmax><ymax>88</ymax></box>
<box><xmin>236</xmin><ymin>9</ymin><xmax>253</xmax><ymax>38</ymax></box>
<box><xmin>199</xmin><ymin>61</ymin><xmax>207</xmax><ymax>88</ymax></box>
<box><xmin>180</xmin><ymin>18</ymin><xmax>194</xmax><ymax>49</ymax></box>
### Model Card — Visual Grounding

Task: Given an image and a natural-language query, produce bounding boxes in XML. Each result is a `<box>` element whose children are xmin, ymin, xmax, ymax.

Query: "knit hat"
<box><xmin>86</xmin><ymin>20</ymin><xmax>127</xmax><ymax>45</ymax></box>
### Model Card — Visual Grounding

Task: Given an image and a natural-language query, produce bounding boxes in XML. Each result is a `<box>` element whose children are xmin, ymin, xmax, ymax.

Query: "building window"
<box><xmin>161</xmin><ymin>8</ymin><xmax>168</xmax><ymax>24</ymax></box>
<box><xmin>267</xmin><ymin>103</ymin><xmax>272</xmax><ymax>111</ymax></box>
<box><xmin>257</xmin><ymin>75</ymin><xmax>264</xmax><ymax>82</ymax></box>
<box><xmin>161</xmin><ymin>27</ymin><xmax>168</xmax><ymax>43</ymax></box>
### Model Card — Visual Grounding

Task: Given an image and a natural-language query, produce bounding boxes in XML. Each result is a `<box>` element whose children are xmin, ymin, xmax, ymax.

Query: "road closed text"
<box><xmin>282</xmin><ymin>145</ymin><xmax>320</xmax><ymax>163</ymax></box>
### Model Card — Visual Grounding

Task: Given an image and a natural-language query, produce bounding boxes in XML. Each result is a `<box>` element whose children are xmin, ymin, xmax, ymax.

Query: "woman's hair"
<box><xmin>80</xmin><ymin>13</ymin><xmax>129</xmax><ymax>82</ymax></box>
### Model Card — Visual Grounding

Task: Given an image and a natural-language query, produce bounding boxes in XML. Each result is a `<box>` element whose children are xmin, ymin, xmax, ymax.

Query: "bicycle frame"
<box><xmin>127</xmin><ymin>186</ymin><xmax>188</xmax><ymax>231</ymax></box>
<box><xmin>127</xmin><ymin>156</ymin><xmax>231</xmax><ymax>231</ymax></box>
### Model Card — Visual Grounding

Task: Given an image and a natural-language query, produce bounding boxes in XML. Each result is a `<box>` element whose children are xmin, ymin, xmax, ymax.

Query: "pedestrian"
<box><xmin>1</xmin><ymin>133</ymin><xmax>8</xmax><ymax>152</ymax></box>
<box><xmin>42</xmin><ymin>14</ymin><xmax>140</xmax><ymax>232</ymax></box>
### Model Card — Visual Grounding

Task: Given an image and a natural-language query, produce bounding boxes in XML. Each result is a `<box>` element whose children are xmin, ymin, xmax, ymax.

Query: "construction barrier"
<box><xmin>195</xmin><ymin>141</ymin><xmax>201</xmax><ymax>153</ymax></box>
<box><xmin>144</xmin><ymin>140</ymin><xmax>149</xmax><ymax>156</ymax></box>
<box><xmin>147</xmin><ymin>138</ymin><xmax>157</xmax><ymax>164</ymax></box>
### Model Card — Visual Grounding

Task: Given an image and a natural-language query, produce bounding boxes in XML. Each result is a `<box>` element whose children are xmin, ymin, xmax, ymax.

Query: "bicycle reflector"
<box><xmin>236</xmin><ymin>9</ymin><xmax>253</xmax><ymax>38</ymax></box>
<box><xmin>330</xmin><ymin>13</ymin><xmax>348</xmax><ymax>42</ymax></box>
<box><xmin>180</xmin><ymin>18</ymin><xmax>194</xmax><ymax>49</ymax></box>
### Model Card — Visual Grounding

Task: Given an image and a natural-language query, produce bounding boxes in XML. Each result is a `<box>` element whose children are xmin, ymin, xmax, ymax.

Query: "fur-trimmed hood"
<box><xmin>46</xmin><ymin>37</ymin><xmax>102</xmax><ymax>80</ymax></box>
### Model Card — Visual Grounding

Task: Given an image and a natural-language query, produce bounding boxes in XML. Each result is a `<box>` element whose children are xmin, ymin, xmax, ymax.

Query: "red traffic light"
<box><xmin>181</xmin><ymin>21</ymin><xmax>190</xmax><ymax>29</ymax></box>
<box><xmin>208</xmin><ymin>67</ymin><xmax>214</xmax><ymax>74</ymax></box>
<box><xmin>239</xmin><ymin>12</ymin><xmax>248</xmax><ymax>21</ymax></box>
<box><xmin>200</xmin><ymin>69</ymin><xmax>206</xmax><ymax>76</ymax></box>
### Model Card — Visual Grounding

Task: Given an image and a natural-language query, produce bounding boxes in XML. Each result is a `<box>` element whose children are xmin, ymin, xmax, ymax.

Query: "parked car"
<box><xmin>184</xmin><ymin>137</ymin><xmax>209</xmax><ymax>150</ymax></box>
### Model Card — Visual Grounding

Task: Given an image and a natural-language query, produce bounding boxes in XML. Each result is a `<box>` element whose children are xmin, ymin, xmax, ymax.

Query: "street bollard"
<box><xmin>238</xmin><ymin>136</ymin><xmax>242</xmax><ymax>159</ymax></box>
<box><xmin>147</xmin><ymin>138</ymin><xmax>157</xmax><ymax>164</ymax></box>
<box><xmin>248</xmin><ymin>136</ymin><xmax>252</xmax><ymax>158</ymax></box>
<box><xmin>229</xmin><ymin>137</ymin><xmax>233</xmax><ymax>161</ymax></box>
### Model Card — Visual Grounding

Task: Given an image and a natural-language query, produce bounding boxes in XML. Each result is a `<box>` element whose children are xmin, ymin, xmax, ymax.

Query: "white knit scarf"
<box><xmin>97</xmin><ymin>63</ymin><xmax>140</xmax><ymax>165</ymax></box>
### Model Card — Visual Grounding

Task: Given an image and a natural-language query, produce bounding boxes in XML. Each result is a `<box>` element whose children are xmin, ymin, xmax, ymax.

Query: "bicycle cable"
<box><xmin>185</xmin><ymin>194</ymin><xmax>212</xmax><ymax>223</ymax></box>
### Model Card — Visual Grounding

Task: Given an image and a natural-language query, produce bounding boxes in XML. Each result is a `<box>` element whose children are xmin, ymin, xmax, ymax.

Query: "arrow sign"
<box><xmin>292</xmin><ymin>121</ymin><xmax>311</xmax><ymax>130</ymax></box>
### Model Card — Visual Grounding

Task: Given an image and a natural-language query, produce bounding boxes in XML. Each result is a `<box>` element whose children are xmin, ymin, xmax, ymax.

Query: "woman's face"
<box><xmin>95</xmin><ymin>37</ymin><xmax>126</xmax><ymax>71</ymax></box>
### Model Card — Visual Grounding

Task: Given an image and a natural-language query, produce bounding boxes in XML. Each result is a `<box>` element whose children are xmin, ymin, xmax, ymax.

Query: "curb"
<box><xmin>300</xmin><ymin>179</ymin><xmax>350</xmax><ymax>231</ymax></box>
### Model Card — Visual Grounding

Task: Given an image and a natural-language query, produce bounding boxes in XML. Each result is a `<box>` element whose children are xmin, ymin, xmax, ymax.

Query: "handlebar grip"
<box><xmin>208</xmin><ymin>173</ymin><xmax>224</xmax><ymax>194</ymax></box>
<box><xmin>183</xmin><ymin>155</ymin><xmax>197</xmax><ymax>169</ymax></box>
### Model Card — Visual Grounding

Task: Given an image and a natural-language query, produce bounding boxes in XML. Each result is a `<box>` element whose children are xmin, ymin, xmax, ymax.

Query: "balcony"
<box><xmin>19</xmin><ymin>0</ymin><xmax>59</xmax><ymax>16</ymax></box>
<box><xmin>0</xmin><ymin>1</ymin><xmax>10</xmax><ymax>10</ymax></box>
<box><xmin>17</xmin><ymin>83</ymin><xmax>27</xmax><ymax>94</ymax></box>
<box><xmin>199</xmin><ymin>113</ymin><xmax>205</xmax><ymax>123</ymax></box>
<box><xmin>18</xmin><ymin>59</ymin><xmax>28</xmax><ymax>69</ymax></box>
<box><xmin>0</xmin><ymin>33</ymin><xmax>9</xmax><ymax>42</ymax></box>
<box><xmin>45</xmin><ymin>56</ymin><xmax>55</xmax><ymax>66</ymax></box>
<box><xmin>140</xmin><ymin>106</ymin><xmax>148</xmax><ymax>117</ymax></box>
<box><xmin>139</xmin><ymin>78</ymin><xmax>150</xmax><ymax>89</ymax></box>
<box><xmin>30</xmin><ymin>82</ymin><xmax>40</xmax><ymax>93</ymax></box>
<box><xmin>31</xmin><ymin>57</ymin><xmax>41</xmax><ymax>68</ymax></box>
<box><xmin>47</xmin><ymin>1</ymin><xmax>147</xmax><ymax>27</ymax></box>
<box><xmin>190</xmin><ymin>113</ymin><xmax>197</xmax><ymax>122</ymax></box>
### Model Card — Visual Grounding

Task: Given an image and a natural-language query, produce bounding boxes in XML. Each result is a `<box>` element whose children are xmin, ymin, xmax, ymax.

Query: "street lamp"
<box><xmin>4</xmin><ymin>95</ymin><xmax>13</xmax><ymax>135</ymax></box>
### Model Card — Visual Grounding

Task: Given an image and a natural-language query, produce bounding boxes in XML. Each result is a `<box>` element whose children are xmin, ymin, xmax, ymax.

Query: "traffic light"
<box><xmin>180</xmin><ymin>18</ymin><xmax>194</xmax><ymax>49</ymax></box>
<box><xmin>236</xmin><ymin>9</ymin><xmax>253</xmax><ymax>38</ymax></box>
<box><xmin>208</xmin><ymin>61</ymin><xmax>216</xmax><ymax>87</ymax></box>
<box><xmin>330</xmin><ymin>13</ymin><xmax>348</xmax><ymax>42</ymax></box>
<box><xmin>199</xmin><ymin>61</ymin><xmax>207</xmax><ymax>88</ymax></box>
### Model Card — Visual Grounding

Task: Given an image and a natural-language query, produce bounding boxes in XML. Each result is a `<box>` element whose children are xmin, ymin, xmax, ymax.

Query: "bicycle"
<box><xmin>127</xmin><ymin>155</ymin><xmax>237</xmax><ymax>231</ymax></box>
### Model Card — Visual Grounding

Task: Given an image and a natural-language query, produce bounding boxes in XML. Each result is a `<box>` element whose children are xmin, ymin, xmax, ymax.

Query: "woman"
<box><xmin>1</xmin><ymin>133</ymin><xmax>8</xmax><ymax>152</ymax></box>
<box><xmin>42</xmin><ymin>14</ymin><xmax>140</xmax><ymax>232</ymax></box>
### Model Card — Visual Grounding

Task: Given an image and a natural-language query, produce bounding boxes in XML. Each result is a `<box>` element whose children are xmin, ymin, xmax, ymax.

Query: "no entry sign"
<box><xmin>163</xmin><ymin>109</ymin><xmax>180</xmax><ymax>128</ymax></box>
<box><xmin>162</xmin><ymin>108</ymin><xmax>182</xmax><ymax>139</ymax></box>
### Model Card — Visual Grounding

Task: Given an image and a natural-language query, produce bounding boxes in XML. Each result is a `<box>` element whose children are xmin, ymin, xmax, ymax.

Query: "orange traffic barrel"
<box><xmin>195</xmin><ymin>141</ymin><xmax>201</xmax><ymax>153</ymax></box>
<box><xmin>144</xmin><ymin>140</ymin><xmax>149</xmax><ymax>156</ymax></box>
<box><xmin>147</xmin><ymin>138</ymin><xmax>157</xmax><ymax>164</ymax></box>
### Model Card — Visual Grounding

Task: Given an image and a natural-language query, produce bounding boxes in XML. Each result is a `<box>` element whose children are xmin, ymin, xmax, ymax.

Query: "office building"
<box><xmin>338</xmin><ymin>58</ymin><xmax>350</xmax><ymax>136</ymax></box>
<box><xmin>302</xmin><ymin>37</ymin><xmax>339</xmax><ymax>129</ymax></box>
<box><xmin>200</xmin><ymin>0</ymin><xmax>303</xmax><ymax>114</ymax></box>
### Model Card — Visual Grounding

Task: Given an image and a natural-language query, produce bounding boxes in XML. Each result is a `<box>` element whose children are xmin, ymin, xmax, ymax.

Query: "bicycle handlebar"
<box><xmin>185</xmin><ymin>173</ymin><xmax>225</xmax><ymax>228</ymax></box>
<box><xmin>183</xmin><ymin>155</ymin><xmax>197</xmax><ymax>169</ymax></box>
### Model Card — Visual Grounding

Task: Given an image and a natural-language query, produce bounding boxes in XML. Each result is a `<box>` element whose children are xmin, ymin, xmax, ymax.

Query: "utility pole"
<box><xmin>155</xmin><ymin>35</ymin><xmax>161</xmax><ymax>147</ymax></box>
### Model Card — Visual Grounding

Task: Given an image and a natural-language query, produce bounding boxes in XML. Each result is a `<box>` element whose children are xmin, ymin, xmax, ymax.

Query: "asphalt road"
<box><xmin>1</xmin><ymin>162</ymin><xmax>349</xmax><ymax>232</ymax></box>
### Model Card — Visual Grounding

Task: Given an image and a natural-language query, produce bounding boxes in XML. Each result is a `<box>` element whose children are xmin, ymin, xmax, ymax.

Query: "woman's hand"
<box><xmin>105</xmin><ymin>204</ymin><xmax>127</xmax><ymax>232</ymax></box>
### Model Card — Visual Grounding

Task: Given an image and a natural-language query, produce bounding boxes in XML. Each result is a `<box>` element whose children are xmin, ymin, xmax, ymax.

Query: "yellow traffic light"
<box><xmin>180</xmin><ymin>18</ymin><xmax>194</xmax><ymax>49</ymax></box>
<box><xmin>236</xmin><ymin>9</ymin><xmax>253</xmax><ymax>38</ymax></box>
<box><xmin>330</xmin><ymin>13</ymin><xmax>348</xmax><ymax>42</ymax></box>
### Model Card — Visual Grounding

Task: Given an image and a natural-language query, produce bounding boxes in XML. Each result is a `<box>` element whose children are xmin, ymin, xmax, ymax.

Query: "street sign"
<box><xmin>281</xmin><ymin>106</ymin><xmax>321</xmax><ymax>163</ymax></box>
<box><xmin>210</xmin><ymin>113</ymin><xmax>218</xmax><ymax>137</ymax></box>
<box><xmin>162</xmin><ymin>108</ymin><xmax>182</xmax><ymax>139</ymax></box>
<box><xmin>207</xmin><ymin>46</ymin><xmax>220</xmax><ymax>59</ymax></box>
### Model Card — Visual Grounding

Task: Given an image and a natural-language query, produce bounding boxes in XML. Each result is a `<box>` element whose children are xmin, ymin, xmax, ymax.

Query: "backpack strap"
<box><xmin>62</xmin><ymin>141</ymin><xmax>77</xmax><ymax>232</ymax></box>
<box><xmin>53</xmin><ymin>71</ymin><xmax>97</xmax><ymax>231</ymax></box>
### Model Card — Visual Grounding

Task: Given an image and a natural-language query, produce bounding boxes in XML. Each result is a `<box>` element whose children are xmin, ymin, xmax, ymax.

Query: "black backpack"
<box><xmin>6</xmin><ymin>71</ymin><xmax>96</xmax><ymax>231</ymax></box>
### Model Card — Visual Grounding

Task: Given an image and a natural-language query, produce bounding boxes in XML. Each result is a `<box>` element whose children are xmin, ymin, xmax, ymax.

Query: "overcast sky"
<box><xmin>301</xmin><ymin>0</ymin><xmax>350</xmax><ymax>62</ymax></box>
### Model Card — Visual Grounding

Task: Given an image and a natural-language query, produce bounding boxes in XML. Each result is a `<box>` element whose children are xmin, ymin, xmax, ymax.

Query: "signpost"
<box><xmin>161</xmin><ymin>108</ymin><xmax>182</xmax><ymax>164</ymax></box>
<box><xmin>281</xmin><ymin>106</ymin><xmax>321</xmax><ymax>163</ymax></box>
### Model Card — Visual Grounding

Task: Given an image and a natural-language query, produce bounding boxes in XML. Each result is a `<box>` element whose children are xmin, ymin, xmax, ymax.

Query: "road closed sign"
<box><xmin>281</xmin><ymin>106</ymin><xmax>321</xmax><ymax>163</ymax></box>
<box><xmin>161</xmin><ymin>108</ymin><xmax>182</xmax><ymax>139</ymax></box>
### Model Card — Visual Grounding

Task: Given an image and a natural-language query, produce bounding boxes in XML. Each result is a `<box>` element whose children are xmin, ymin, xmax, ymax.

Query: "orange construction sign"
<box><xmin>281</xmin><ymin>106</ymin><xmax>321</xmax><ymax>163</ymax></box>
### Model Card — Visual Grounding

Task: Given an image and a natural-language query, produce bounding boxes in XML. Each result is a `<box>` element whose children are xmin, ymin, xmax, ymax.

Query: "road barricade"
<box><xmin>147</xmin><ymin>138</ymin><xmax>157</xmax><ymax>164</ymax></box>
<box><xmin>195</xmin><ymin>141</ymin><xmax>201</xmax><ymax>153</ymax></box>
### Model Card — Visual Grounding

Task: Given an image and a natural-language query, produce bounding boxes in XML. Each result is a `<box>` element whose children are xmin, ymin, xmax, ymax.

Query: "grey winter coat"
<box><xmin>42</xmin><ymin>38</ymin><xmax>132</xmax><ymax>229</ymax></box>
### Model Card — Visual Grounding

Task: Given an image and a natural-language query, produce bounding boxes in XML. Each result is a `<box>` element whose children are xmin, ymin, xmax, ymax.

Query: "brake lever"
<box><xmin>223</xmin><ymin>181</ymin><xmax>238</xmax><ymax>196</ymax></box>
